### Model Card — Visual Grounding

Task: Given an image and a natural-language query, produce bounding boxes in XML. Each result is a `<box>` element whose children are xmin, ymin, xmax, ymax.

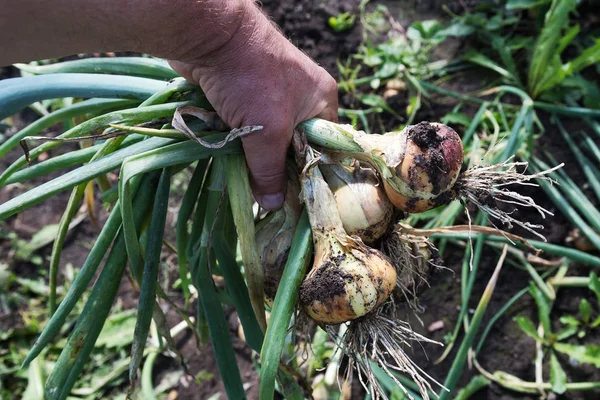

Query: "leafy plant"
<box><xmin>337</xmin><ymin>5</ymin><xmax>469</xmax><ymax>128</ymax></box>
<box><xmin>328</xmin><ymin>12</ymin><xmax>356</xmax><ymax>33</ymax></box>
<box><xmin>527</xmin><ymin>0</ymin><xmax>600</xmax><ymax>99</ymax></box>
<box><xmin>511</xmin><ymin>270</ymin><xmax>600</xmax><ymax>394</ymax></box>
<box><xmin>3</xmin><ymin>2</ymin><xmax>600</xmax><ymax>395</ymax></box>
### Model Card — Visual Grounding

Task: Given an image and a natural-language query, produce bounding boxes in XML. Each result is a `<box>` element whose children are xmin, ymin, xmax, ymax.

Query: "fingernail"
<box><xmin>259</xmin><ymin>193</ymin><xmax>285</xmax><ymax>211</ymax></box>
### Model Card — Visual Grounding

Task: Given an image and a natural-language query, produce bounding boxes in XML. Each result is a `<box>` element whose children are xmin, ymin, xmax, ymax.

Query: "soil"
<box><xmin>300</xmin><ymin>260</ymin><xmax>349</xmax><ymax>306</ymax></box>
<box><xmin>409</xmin><ymin>122</ymin><xmax>443</xmax><ymax>149</ymax></box>
<box><xmin>2</xmin><ymin>0</ymin><xmax>600</xmax><ymax>400</ymax></box>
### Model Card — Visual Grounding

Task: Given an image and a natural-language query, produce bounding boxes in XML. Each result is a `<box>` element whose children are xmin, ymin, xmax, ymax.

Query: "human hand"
<box><xmin>0</xmin><ymin>0</ymin><xmax>338</xmax><ymax>211</ymax></box>
<box><xmin>167</xmin><ymin>4</ymin><xmax>338</xmax><ymax>210</ymax></box>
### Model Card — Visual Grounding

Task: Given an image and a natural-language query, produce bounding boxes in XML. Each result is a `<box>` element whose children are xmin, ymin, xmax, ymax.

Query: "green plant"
<box><xmin>330</xmin><ymin>3</ymin><xmax>600</xmax><ymax>398</ymax></box>
<box><xmin>510</xmin><ymin>269</ymin><xmax>600</xmax><ymax>394</ymax></box>
<box><xmin>439</xmin><ymin>0</ymin><xmax>600</xmax><ymax>103</ymax></box>
<box><xmin>328</xmin><ymin>12</ymin><xmax>356</xmax><ymax>33</ymax></box>
<box><xmin>337</xmin><ymin>5</ymin><xmax>470</xmax><ymax>129</ymax></box>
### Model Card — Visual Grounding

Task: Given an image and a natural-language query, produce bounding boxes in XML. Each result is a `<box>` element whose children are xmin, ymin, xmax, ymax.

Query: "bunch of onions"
<box><xmin>295</xmin><ymin>157</ymin><xmax>444</xmax><ymax>399</ymax></box>
<box><xmin>288</xmin><ymin>119</ymin><xmax>560</xmax><ymax>400</ymax></box>
<box><xmin>241</xmin><ymin>115</ymin><xmax>559</xmax><ymax>400</ymax></box>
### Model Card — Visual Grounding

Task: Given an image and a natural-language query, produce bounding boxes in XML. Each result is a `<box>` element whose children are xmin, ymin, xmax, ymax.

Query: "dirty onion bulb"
<box><xmin>358</xmin><ymin>121</ymin><xmax>463</xmax><ymax>213</ymax></box>
<box><xmin>299</xmin><ymin>164</ymin><xmax>397</xmax><ymax>325</ymax></box>
<box><xmin>320</xmin><ymin>163</ymin><xmax>393</xmax><ymax>243</ymax></box>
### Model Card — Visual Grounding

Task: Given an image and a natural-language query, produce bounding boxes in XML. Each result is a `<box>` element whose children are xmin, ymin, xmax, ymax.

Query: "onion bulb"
<box><xmin>358</xmin><ymin>122</ymin><xmax>463</xmax><ymax>213</ymax></box>
<box><xmin>255</xmin><ymin>168</ymin><xmax>302</xmax><ymax>307</ymax></box>
<box><xmin>298</xmin><ymin>164</ymin><xmax>396</xmax><ymax>325</ymax></box>
<box><xmin>320</xmin><ymin>163</ymin><xmax>393</xmax><ymax>243</ymax></box>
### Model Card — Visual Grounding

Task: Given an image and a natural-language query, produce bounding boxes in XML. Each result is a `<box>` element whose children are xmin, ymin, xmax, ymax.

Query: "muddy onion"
<box><xmin>255</xmin><ymin>169</ymin><xmax>302</xmax><ymax>307</ymax></box>
<box><xmin>362</xmin><ymin>122</ymin><xmax>463</xmax><ymax>213</ymax></box>
<box><xmin>320</xmin><ymin>163</ymin><xmax>393</xmax><ymax>243</ymax></box>
<box><xmin>298</xmin><ymin>165</ymin><xmax>396</xmax><ymax>325</ymax></box>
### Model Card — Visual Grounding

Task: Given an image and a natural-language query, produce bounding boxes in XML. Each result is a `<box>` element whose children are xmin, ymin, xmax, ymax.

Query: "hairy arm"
<box><xmin>0</xmin><ymin>0</ymin><xmax>338</xmax><ymax>210</ymax></box>
<box><xmin>0</xmin><ymin>0</ymin><xmax>246</xmax><ymax>65</ymax></box>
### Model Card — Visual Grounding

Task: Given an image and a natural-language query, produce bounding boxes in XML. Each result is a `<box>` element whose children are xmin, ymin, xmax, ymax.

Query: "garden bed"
<box><xmin>2</xmin><ymin>1</ymin><xmax>600</xmax><ymax>399</ymax></box>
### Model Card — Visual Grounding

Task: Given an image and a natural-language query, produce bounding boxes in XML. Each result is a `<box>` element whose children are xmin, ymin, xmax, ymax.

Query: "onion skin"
<box><xmin>381</xmin><ymin>122</ymin><xmax>463</xmax><ymax>213</ymax></box>
<box><xmin>256</xmin><ymin>210</ymin><xmax>294</xmax><ymax>307</ymax></box>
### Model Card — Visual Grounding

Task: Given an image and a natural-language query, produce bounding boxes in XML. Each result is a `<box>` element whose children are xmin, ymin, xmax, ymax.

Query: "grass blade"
<box><xmin>15</xmin><ymin>57</ymin><xmax>178</xmax><ymax>80</ymax></box>
<box><xmin>370</xmin><ymin>363</ymin><xmax>423</xmax><ymax>399</ymax></box>
<box><xmin>175</xmin><ymin>160</ymin><xmax>210</xmax><ymax>303</ymax></box>
<box><xmin>49</xmin><ymin>134</ymin><xmax>134</xmax><ymax>314</ymax></box>
<box><xmin>0</xmin><ymin>73</ymin><xmax>166</xmax><ymax>120</ymax></box>
<box><xmin>535</xmin><ymin>157</ymin><xmax>600</xmax><ymax>232</ymax></box>
<box><xmin>5</xmin><ymin>145</ymin><xmax>96</xmax><ymax>185</ymax></box>
<box><xmin>138</xmin><ymin>77</ymin><xmax>202</xmax><ymax>107</ymax></box>
<box><xmin>554</xmin><ymin>118</ymin><xmax>600</xmax><ymax>202</ymax></box>
<box><xmin>48</xmin><ymin>186</ymin><xmax>85</xmax><ymax>314</ymax></box>
<box><xmin>435</xmin><ymin>222</ymin><xmax>486</xmax><ymax>364</ymax></box>
<box><xmin>527</xmin><ymin>0</ymin><xmax>576</xmax><ymax>98</ymax></box>
<box><xmin>500</xmin><ymin>103</ymin><xmax>532</xmax><ymax>161</ymax></box>
<box><xmin>533</xmin><ymin>101</ymin><xmax>600</xmax><ymax>118</ymax></box>
<box><xmin>140</xmin><ymin>351</ymin><xmax>160</xmax><ymax>400</ymax></box>
<box><xmin>0</xmin><ymin>100</ymin><xmax>194</xmax><ymax>186</ymax></box>
<box><xmin>185</xmin><ymin>167</ymin><xmax>212</xmax><ymax>344</ymax></box>
<box><xmin>260</xmin><ymin>210</ymin><xmax>313</xmax><ymax>400</ymax></box>
<box><xmin>212</xmin><ymin>158</ymin><xmax>263</xmax><ymax>352</ymax></box>
<box><xmin>431</xmin><ymin>232</ymin><xmax>600</xmax><ymax>267</ymax></box>
<box><xmin>22</xmin><ymin>173</ymin><xmax>156</xmax><ymax>368</ymax></box>
<box><xmin>4</xmin><ymin>135</ymin><xmax>144</xmax><ymax>185</ymax></box>
<box><xmin>461</xmin><ymin>102</ymin><xmax>489</xmax><ymax>144</ymax></box>
<box><xmin>581</xmin><ymin>132</ymin><xmax>600</xmax><ymax>164</ymax></box>
<box><xmin>188</xmin><ymin>163</ymin><xmax>246</xmax><ymax>400</ymax></box>
<box><xmin>529</xmin><ymin>162</ymin><xmax>600</xmax><ymax>250</ymax></box>
<box><xmin>192</xmin><ymin>253</ymin><xmax>246</xmax><ymax>399</ymax></box>
<box><xmin>475</xmin><ymin>285</ymin><xmax>529</xmax><ymax>355</ymax></box>
<box><xmin>454</xmin><ymin>375</ymin><xmax>491</xmax><ymax>400</ymax></box>
<box><xmin>22</xmin><ymin>357</ymin><xmax>45</xmax><ymax>400</ymax></box>
<box><xmin>119</xmin><ymin>137</ymin><xmax>242</xmax><ymax>281</ymax></box>
<box><xmin>129</xmin><ymin>168</ymin><xmax>171</xmax><ymax>388</ymax></box>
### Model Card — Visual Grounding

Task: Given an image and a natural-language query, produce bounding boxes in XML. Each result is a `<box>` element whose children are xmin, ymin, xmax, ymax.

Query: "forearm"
<box><xmin>0</xmin><ymin>0</ymin><xmax>253</xmax><ymax>66</ymax></box>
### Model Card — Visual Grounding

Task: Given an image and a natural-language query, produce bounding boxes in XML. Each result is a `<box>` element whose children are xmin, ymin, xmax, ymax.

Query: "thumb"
<box><xmin>241</xmin><ymin>122</ymin><xmax>292</xmax><ymax>211</ymax></box>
